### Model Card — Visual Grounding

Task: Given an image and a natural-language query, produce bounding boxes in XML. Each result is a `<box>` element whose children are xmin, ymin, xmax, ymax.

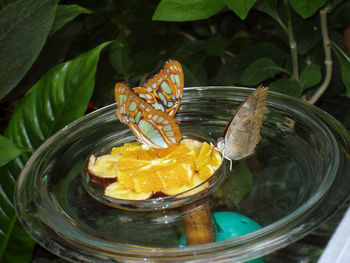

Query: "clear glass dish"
<box><xmin>15</xmin><ymin>87</ymin><xmax>350</xmax><ymax>262</ymax></box>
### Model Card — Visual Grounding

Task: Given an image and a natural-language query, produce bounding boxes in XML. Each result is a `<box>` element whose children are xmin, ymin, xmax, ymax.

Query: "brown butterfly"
<box><xmin>214</xmin><ymin>86</ymin><xmax>268</xmax><ymax>169</ymax></box>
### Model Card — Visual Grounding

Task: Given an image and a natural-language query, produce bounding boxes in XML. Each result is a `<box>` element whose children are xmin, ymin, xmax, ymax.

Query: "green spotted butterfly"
<box><xmin>114</xmin><ymin>60</ymin><xmax>184</xmax><ymax>148</ymax></box>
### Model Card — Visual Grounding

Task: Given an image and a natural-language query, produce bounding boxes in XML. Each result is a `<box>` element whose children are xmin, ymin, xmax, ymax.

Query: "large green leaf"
<box><xmin>5</xmin><ymin>42</ymin><xmax>111</xmax><ymax>148</ymax></box>
<box><xmin>269</xmin><ymin>77</ymin><xmax>301</xmax><ymax>97</ymax></box>
<box><xmin>337</xmin><ymin>53</ymin><xmax>350</xmax><ymax>98</ymax></box>
<box><xmin>300</xmin><ymin>64</ymin><xmax>321</xmax><ymax>91</ymax></box>
<box><xmin>173</xmin><ymin>40</ymin><xmax>208</xmax><ymax>84</ymax></box>
<box><xmin>0</xmin><ymin>42</ymin><xmax>110</xmax><ymax>263</ymax></box>
<box><xmin>0</xmin><ymin>0</ymin><xmax>58</xmax><ymax>100</ymax></box>
<box><xmin>329</xmin><ymin>1</ymin><xmax>350</xmax><ymax>28</ymax></box>
<box><xmin>203</xmin><ymin>33</ymin><xmax>226</xmax><ymax>56</ymax></box>
<box><xmin>152</xmin><ymin>0</ymin><xmax>225</xmax><ymax>21</ymax></box>
<box><xmin>240</xmin><ymin>57</ymin><xmax>287</xmax><ymax>86</ymax></box>
<box><xmin>0</xmin><ymin>136</ymin><xmax>27</xmax><ymax>167</ymax></box>
<box><xmin>109</xmin><ymin>33</ymin><xmax>133</xmax><ymax>81</ymax></box>
<box><xmin>293</xmin><ymin>15</ymin><xmax>321</xmax><ymax>56</ymax></box>
<box><xmin>255</xmin><ymin>0</ymin><xmax>287</xmax><ymax>32</ymax></box>
<box><xmin>216</xmin><ymin>42</ymin><xmax>287</xmax><ymax>85</ymax></box>
<box><xmin>224</xmin><ymin>0</ymin><xmax>257</xmax><ymax>20</ymax></box>
<box><xmin>50</xmin><ymin>4</ymin><xmax>92</xmax><ymax>36</ymax></box>
<box><xmin>289</xmin><ymin>0</ymin><xmax>327</xmax><ymax>19</ymax></box>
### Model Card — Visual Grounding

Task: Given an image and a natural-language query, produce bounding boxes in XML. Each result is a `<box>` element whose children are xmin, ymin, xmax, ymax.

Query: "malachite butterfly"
<box><xmin>214</xmin><ymin>86</ymin><xmax>268</xmax><ymax>169</ymax></box>
<box><xmin>114</xmin><ymin>60</ymin><xmax>184</xmax><ymax>149</ymax></box>
<box><xmin>133</xmin><ymin>60</ymin><xmax>184</xmax><ymax>117</ymax></box>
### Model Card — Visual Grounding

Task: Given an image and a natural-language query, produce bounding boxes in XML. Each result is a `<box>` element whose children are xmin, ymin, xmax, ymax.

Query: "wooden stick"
<box><xmin>181</xmin><ymin>198</ymin><xmax>215</xmax><ymax>246</ymax></box>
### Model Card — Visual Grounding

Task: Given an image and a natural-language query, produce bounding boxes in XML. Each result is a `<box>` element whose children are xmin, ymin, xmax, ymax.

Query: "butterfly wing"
<box><xmin>114</xmin><ymin>82</ymin><xmax>182</xmax><ymax>148</ymax></box>
<box><xmin>133</xmin><ymin>60</ymin><xmax>184</xmax><ymax>117</ymax></box>
<box><xmin>220</xmin><ymin>86</ymin><xmax>268</xmax><ymax>160</ymax></box>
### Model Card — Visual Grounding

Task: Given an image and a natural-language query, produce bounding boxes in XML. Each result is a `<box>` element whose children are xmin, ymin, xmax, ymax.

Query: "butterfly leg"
<box><xmin>222</xmin><ymin>155</ymin><xmax>233</xmax><ymax>170</ymax></box>
<box><xmin>220</xmin><ymin>148</ymin><xmax>233</xmax><ymax>171</ymax></box>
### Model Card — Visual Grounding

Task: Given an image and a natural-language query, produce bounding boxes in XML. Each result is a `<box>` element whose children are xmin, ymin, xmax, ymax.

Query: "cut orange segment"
<box><xmin>180</xmin><ymin>138</ymin><xmax>203</xmax><ymax>157</ymax></box>
<box><xmin>163</xmin><ymin>174</ymin><xmax>209</xmax><ymax>196</ymax></box>
<box><xmin>196</xmin><ymin>142</ymin><xmax>222</xmax><ymax>181</ymax></box>
<box><xmin>88</xmin><ymin>138</ymin><xmax>223</xmax><ymax>200</ymax></box>
<box><xmin>110</xmin><ymin>142</ymin><xmax>142</xmax><ymax>155</ymax></box>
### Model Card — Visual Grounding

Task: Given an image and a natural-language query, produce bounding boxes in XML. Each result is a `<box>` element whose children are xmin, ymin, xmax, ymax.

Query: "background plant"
<box><xmin>0</xmin><ymin>0</ymin><xmax>349</xmax><ymax>262</ymax></box>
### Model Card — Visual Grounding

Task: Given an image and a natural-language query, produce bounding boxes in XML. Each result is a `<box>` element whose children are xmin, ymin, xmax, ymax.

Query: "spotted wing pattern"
<box><xmin>133</xmin><ymin>60</ymin><xmax>184</xmax><ymax>117</ymax></box>
<box><xmin>114</xmin><ymin>82</ymin><xmax>182</xmax><ymax>148</ymax></box>
<box><xmin>216</xmin><ymin>86</ymin><xmax>268</xmax><ymax>161</ymax></box>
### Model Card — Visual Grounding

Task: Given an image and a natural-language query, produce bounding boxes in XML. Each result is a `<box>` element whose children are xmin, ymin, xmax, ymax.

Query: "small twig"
<box><xmin>178</xmin><ymin>31</ymin><xmax>196</xmax><ymax>41</ymax></box>
<box><xmin>283</xmin><ymin>0</ymin><xmax>299</xmax><ymax>81</ymax></box>
<box><xmin>308</xmin><ymin>7</ymin><xmax>333</xmax><ymax>104</ymax></box>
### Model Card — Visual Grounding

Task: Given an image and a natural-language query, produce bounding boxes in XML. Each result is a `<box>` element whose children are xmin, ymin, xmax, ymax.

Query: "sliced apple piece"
<box><xmin>104</xmin><ymin>182</ymin><xmax>152</xmax><ymax>200</ymax></box>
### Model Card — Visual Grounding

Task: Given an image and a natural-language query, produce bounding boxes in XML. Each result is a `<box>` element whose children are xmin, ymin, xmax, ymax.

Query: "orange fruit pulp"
<box><xmin>88</xmin><ymin>138</ymin><xmax>223</xmax><ymax>200</ymax></box>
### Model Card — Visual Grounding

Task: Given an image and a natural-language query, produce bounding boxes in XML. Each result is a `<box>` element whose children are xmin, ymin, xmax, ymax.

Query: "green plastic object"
<box><xmin>179</xmin><ymin>211</ymin><xmax>264</xmax><ymax>263</ymax></box>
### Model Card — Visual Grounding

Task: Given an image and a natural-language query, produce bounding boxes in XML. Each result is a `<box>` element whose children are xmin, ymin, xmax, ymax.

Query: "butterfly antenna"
<box><xmin>210</xmin><ymin>142</ymin><xmax>219</xmax><ymax>159</ymax></box>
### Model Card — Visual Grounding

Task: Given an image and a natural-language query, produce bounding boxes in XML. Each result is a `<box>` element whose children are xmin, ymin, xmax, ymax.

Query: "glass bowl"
<box><xmin>15</xmin><ymin>87</ymin><xmax>350</xmax><ymax>262</ymax></box>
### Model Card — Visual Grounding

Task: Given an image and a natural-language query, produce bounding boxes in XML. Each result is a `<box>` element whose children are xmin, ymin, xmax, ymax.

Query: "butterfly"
<box><xmin>214</xmin><ymin>86</ymin><xmax>268</xmax><ymax>170</ymax></box>
<box><xmin>114</xmin><ymin>60</ymin><xmax>184</xmax><ymax>148</ymax></box>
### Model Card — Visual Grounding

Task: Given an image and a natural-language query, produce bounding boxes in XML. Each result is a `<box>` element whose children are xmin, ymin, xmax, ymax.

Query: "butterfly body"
<box><xmin>215</xmin><ymin>86</ymin><xmax>268</xmax><ymax>169</ymax></box>
<box><xmin>114</xmin><ymin>60</ymin><xmax>183</xmax><ymax>149</ymax></box>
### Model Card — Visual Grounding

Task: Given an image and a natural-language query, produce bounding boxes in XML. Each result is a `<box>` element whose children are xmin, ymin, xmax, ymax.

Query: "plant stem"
<box><xmin>178</xmin><ymin>31</ymin><xmax>196</xmax><ymax>41</ymax></box>
<box><xmin>308</xmin><ymin>7</ymin><xmax>333</xmax><ymax>104</ymax></box>
<box><xmin>283</xmin><ymin>0</ymin><xmax>299</xmax><ymax>81</ymax></box>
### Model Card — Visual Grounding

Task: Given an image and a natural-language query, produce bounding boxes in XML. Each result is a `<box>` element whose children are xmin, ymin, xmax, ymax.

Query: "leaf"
<box><xmin>0</xmin><ymin>136</ymin><xmax>27</xmax><ymax>167</ymax></box>
<box><xmin>109</xmin><ymin>33</ymin><xmax>133</xmax><ymax>80</ymax></box>
<box><xmin>152</xmin><ymin>0</ymin><xmax>225</xmax><ymax>21</ymax></box>
<box><xmin>5</xmin><ymin>42</ymin><xmax>111</xmax><ymax>148</ymax></box>
<box><xmin>50</xmin><ymin>4</ymin><xmax>92</xmax><ymax>36</ymax></box>
<box><xmin>300</xmin><ymin>64</ymin><xmax>321</xmax><ymax>91</ymax></box>
<box><xmin>294</xmin><ymin>15</ymin><xmax>321</xmax><ymax>56</ymax></box>
<box><xmin>336</xmin><ymin>53</ymin><xmax>350</xmax><ymax>97</ymax></box>
<box><xmin>216</xmin><ymin>43</ymin><xmax>287</xmax><ymax>85</ymax></box>
<box><xmin>0</xmin><ymin>0</ymin><xmax>58</xmax><ymax>100</ymax></box>
<box><xmin>236</xmin><ymin>42</ymin><xmax>287</xmax><ymax>69</ymax></box>
<box><xmin>255</xmin><ymin>0</ymin><xmax>287</xmax><ymax>32</ymax></box>
<box><xmin>240</xmin><ymin>57</ymin><xmax>287</xmax><ymax>86</ymax></box>
<box><xmin>173</xmin><ymin>40</ymin><xmax>208</xmax><ymax>84</ymax></box>
<box><xmin>203</xmin><ymin>33</ymin><xmax>226</xmax><ymax>56</ymax></box>
<box><xmin>224</xmin><ymin>0</ymin><xmax>258</xmax><ymax>20</ymax></box>
<box><xmin>182</xmin><ymin>64</ymin><xmax>201</xmax><ymax>86</ymax></box>
<box><xmin>255</xmin><ymin>0</ymin><xmax>277</xmax><ymax>18</ymax></box>
<box><xmin>0</xmin><ymin>42</ymin><xmax>110</xmax><ymax>263</ymax></box>
<box><xmin>215</xmin><ymin>58</ymin><xmax>241</xmax><ymax>85</ymax></box>
<box><xmin>329</xmin><ymin>1</ymin><xmax>350</xmax><ymax>29</ymax></box>
<box><xmin>289</xmin><ymin>0</ymin><xmax>327</xmax><ymax>19</ymax></box>
<box><xmin>0</xmin><ymin>158</ymin><xmax>35</xmax><ymax>263</ymax></box>
<box><xmin>269</xmin><ymin>78</ymin><xmax>302</xmax><ymax>97</ymax></box>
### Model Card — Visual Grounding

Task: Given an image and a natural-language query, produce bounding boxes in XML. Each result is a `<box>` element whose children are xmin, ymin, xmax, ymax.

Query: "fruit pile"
<box><xmin>87</xmin><ymin>139</ymin><xmax>223</xmax><ymax>200</ymax></box>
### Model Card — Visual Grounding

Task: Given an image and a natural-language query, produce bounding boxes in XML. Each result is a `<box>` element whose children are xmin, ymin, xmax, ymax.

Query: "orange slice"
<box><xmin>196</xmin><ymin>142</ymin><xmax>222</xmax><ymax>181</ymax></box>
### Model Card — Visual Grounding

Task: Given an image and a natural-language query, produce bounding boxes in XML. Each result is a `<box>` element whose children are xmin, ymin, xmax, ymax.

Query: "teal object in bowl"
<box><xmin>214</xmin><ymin>211</ymin><xmax>262</xmax><ymax>241</ymax></box>
<box><xmin>179</xmin><ymin>211</ymin><xmax>265</xmax><ymax>263</ymax></box>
